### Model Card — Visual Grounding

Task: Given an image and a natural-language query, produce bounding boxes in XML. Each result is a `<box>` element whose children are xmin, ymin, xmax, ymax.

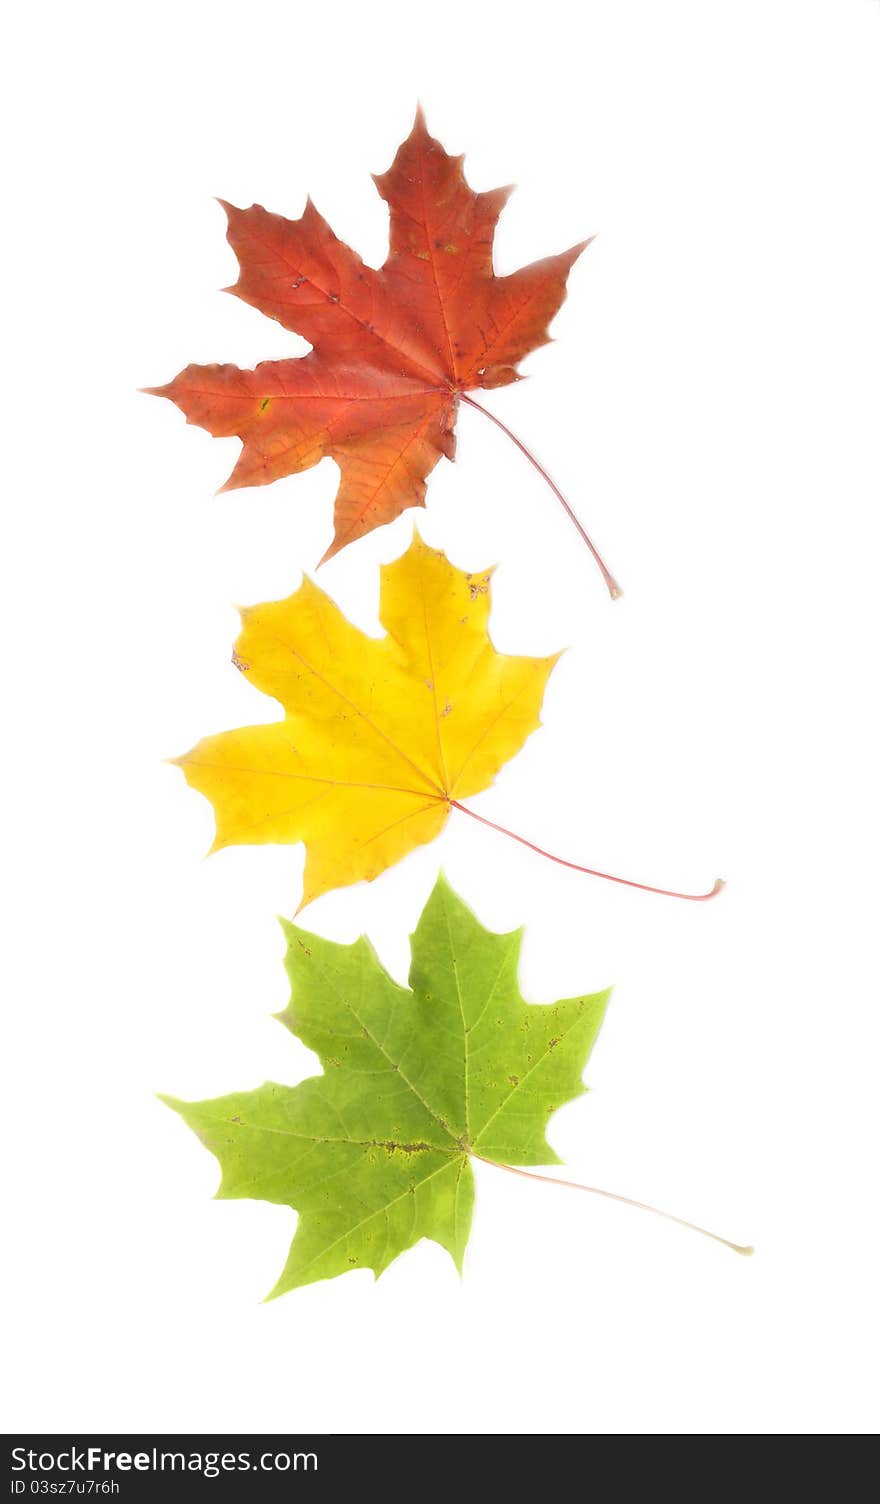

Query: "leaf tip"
<box><xmin>429</xmin><ymin>867</ymin><xmax>454</xmax><ymax>904</ymax></box>
<box><xmin>294</xmin><ymin>887</ymin><xmax>316</xmax><ymax>917</ymax></box>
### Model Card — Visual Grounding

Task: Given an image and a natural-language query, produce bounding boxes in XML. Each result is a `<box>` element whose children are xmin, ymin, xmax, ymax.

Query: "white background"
<box><xmin>3</xmin><ymin>0</ymin><xmax>878</xmax><ymax>1437</ymax></box>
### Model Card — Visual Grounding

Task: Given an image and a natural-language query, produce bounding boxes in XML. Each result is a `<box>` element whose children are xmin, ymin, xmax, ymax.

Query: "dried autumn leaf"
<box><xmin>162</xmin><ymin>875</ymin><xmax>612</xmax><ymax>1294</ymax></box>
<box><xmin>175</xmin><ymin>534</ymin><xmax>557</xmax><ymax>907</ymax></box>
<box><xmin>147</xmin><ymin>111</ymin><xmax>618</xmax><ymax>591</ymax></box>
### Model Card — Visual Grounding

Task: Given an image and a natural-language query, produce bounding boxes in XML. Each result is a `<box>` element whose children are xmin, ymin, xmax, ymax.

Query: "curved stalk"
<box><xmin>474</xmin><ymin>1153</ymin><xmax>753</xmax><ymax>1257</ymax></box>
<box><xmin>460</xmin><ymin>392</ymin><xmax>622</xmax><ymax>600</ymax></box>
<box><xmin>451</xmin><ymin>800</ymin><xmax>723</xmax><ymax>903</ymax></box>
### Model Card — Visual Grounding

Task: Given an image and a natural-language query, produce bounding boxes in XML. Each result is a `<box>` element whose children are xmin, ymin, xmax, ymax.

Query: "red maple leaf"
<box><xmin>148</xmin><ymin>110</ymin><xmax>617</xmax><ymax>591</ymax></box>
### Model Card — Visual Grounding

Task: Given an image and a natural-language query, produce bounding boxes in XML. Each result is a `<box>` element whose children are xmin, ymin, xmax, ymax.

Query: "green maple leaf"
<box><xmin>162</xmin><ymin>875</ymin><xmax>610</xmax><ymax>1295</ymax></box>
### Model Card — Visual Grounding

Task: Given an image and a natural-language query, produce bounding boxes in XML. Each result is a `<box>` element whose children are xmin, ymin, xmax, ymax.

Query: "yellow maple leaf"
<box><xmin>174</xmin><ymin>534</ymin><xmax>559</xmax><ymax>907</ymax></box>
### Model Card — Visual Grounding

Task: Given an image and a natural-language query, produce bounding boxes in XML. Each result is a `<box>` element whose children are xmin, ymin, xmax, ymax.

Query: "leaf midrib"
<box><xmin>256</xmin><ymin>624</ymin><xmax>444</xmax><ymax>796</ymax></box>
<box><xmin>309</xmin><ymin>954</ymin><xmax>460</xmax><ymax>1151</ymax></box>
<box><xmin>234</xmin><ymin>216</ymin><xmax>451</xmax><ymax>392</ymax></box>
<box><xmin>287</xmin><ymin>1155</ymin><xmax>467</xmax><ymax>1285</ymax></box>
